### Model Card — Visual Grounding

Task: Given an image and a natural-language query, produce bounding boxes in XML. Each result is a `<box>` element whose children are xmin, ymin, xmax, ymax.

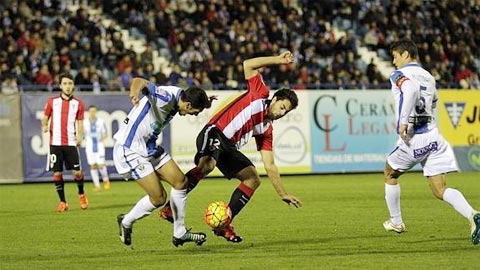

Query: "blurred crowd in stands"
<box><xmin>1</xmin><ymin>0</ymin><xmax>479</xmax><ymax>94</ymax></box>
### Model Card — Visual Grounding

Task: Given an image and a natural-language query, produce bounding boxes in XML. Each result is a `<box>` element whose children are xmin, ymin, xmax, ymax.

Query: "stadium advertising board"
<box><xmin>21</xmin><ymin>93</ymin><xmax>170</xmax><ymax>182</ymax></box>
<box><xmin>309</xmin><ymin>91</ymin><xmax>398</xmax><ymax>173</ymax></box>
<box><xmin>438</xmin><ymin>90</ymin><xmax>480</xmax><ymax>171</ymax></box>
<box><xmin>438</xmin><ymin>90</ymin><xmax>480</xmax><ymax>146</ymax></box>
<box><xmin>0</xmin><ymin>94</ymin><xmax>23</xmax><ymax>183</ymax></box>
<box><xmin>169</xmin><ymin>91</ymin><xmax>311</xmax><ymax>175</ymax></box>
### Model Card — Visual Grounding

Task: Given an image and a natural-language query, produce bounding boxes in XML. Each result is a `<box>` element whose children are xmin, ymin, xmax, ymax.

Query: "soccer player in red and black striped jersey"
<box><xmin>160</xmin><ymin>51</ymin><xmax>303</xmax><ymax>242</ymax></box>
<box><xmin>41</xmin><ymin>73</ymin><xmax>88</xmax><ymax>212</ymax></box>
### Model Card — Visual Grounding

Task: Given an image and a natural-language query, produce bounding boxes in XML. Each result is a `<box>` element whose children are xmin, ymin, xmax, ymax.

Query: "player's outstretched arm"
<box><xmin>243</xmin><ymin>51</ymin><xmax>294</xmax><ymax>80</ymax></box>
<box><xmin>260</xmin><ymin>150</ymin><xmax>303</xmax><ymax>208</ymax></box>
<box><xmin>129</xmin><ymin>77</ymin><xmax>149</xmax><ymax>106</ymax></box>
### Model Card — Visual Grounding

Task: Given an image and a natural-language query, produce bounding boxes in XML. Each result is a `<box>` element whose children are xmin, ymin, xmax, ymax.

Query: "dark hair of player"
<box><xmin>59</xmin><ymin>73</ymin><xmax>74</xmax><ymax>83</ymax></box>
<box><xmin>182</xmin><ymin>86</ymin><xmax>213</xmax><ymax>109</ymax></box>
<box><xmin>272</xmin><ymin>88</ymin><xmax>298</xmax><ymax>110</ymax></box>
<box><xmin>390</xmin><ymin>39</ymin><xmax>418</xmax><ymax>59</ymax></box>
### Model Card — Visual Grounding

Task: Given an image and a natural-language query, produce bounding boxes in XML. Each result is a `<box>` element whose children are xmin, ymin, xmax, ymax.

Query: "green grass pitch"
<box><xmin>1</xmin><ymin>172</ymin><xmax>479</xmax><ymax>270</ymax></box>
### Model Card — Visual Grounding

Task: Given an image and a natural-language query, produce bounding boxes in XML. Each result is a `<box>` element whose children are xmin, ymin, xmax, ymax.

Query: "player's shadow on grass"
<box><xmin>400</xmin><ymin>236</ymin><xmax>467</xmax><ymax>244</ymax></box>
<box><xmin>86</xmin><ymin>203</ymin><xmax>135</xmax><ymax>210</ymax></box>
<box><xmin>169</xmin><ymin>234</ymin><xmax>388</xmax><ymax>254</ymax></box>
<box><xmin>170</xmin><ymin>234</ymin><xmax>474</xmax><ymax>255</ymax></box>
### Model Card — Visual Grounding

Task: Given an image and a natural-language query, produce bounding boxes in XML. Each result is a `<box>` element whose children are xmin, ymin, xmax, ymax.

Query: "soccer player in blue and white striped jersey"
<box><xmin>113</xmin><ymin>77</ymin><xmax>215</xmax><ymax>247</ymax></box>
<box><xmin>383</xmin><ymin>39</ymin><xmax>479</xmax><ymax>245</ymax></box>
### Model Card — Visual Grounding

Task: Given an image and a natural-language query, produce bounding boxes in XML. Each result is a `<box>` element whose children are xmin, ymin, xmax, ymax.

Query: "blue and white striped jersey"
<box><xmin>389</xmin><ymin>62</ymin><xmax>438</xmax><ymax>134</ymax></box>
<box><xmin>84</xmin><ymin>117</ymin><xmax>107</xmax><ymax>153</ymax></box>
<box><xmin>113</xmin><ymin>82</ymin><xmax>183</xmax><ymax>157</ymax></box>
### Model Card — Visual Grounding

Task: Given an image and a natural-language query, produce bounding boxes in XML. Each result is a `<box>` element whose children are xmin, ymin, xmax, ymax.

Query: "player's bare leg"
<box><xmin>429</xmin><ymin>174</ymin><xmax>479</xmax><ymax>244</ymax></box>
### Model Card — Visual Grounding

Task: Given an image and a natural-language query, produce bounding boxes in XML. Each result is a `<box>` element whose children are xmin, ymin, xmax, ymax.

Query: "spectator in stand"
<box><xmin>0</xmin><ymin>0</ymin><xmax>478</xmax><ymax>90</ymax></box>
<box><xmin>470</xmin><ymin>74</ymin><xmax>480</xmax><ymax>90</ymax></box>
<box><xmin>140</xmin><ymin>44</ymin><xmax>155</xmax><ymax>66</ymax></box>
<box><xmin>455</xmin><ymin>64</ymin><xmax>473</xmax><ymax>88</ymax></box>
<box><xmin>50</xmin><ymin>62</ymin><xmax>62</xmax><ymax>78</ymax></box>
<box><xmin>35</xmin><ymin>64</ymin><xmax>54</xmax><ymax>86</ymax></box>
<box><xmin>168</xmin><ymin>64</ymin><xmax>183</xmax><ymax>85</ymax></box>
<box><xmin>118</xmin><ymin>65</ymin><xmax>134</xmax><ymax>90</ymax></box>
<box><xmin>155</xmin><ymin>69</ymin><xmax>168</xmax><ymax>84</ymax></box>
<box><xmin>116</xmin><ymin>55</ymin><xmax>133</xmax><ymax>75</ymax></box>
<box><xmin>179</xmin><ymin>45</ymin><xmax>203</xmax><ymax>71</ymax></box>
<box><xmin>134</xmin><ymin>66</ymin><xmax>145</xmax><ymax>79</ymax></box>
<box><xmin>91</xmin><ymin>73</ymin><xmax>106</xmax><ymax>93</ymax></box>
<box><xmin>143</xmin><ymin>63</ymin><xmax>156</xmax><ymax>79</ymax></box>
<box><xmin>75</xmin><ymin>66</ymin><xmax>92</xmax><ymax>90</ymax></box>
<box><xmin>1</xmin><ymin>74</ymin><xmax>19</xmax><ymax>94</ymax></box>
<box><xmin>366</xmin><ymin>59</ymin><xmax>385</xmax><ymax>84</ymax></box>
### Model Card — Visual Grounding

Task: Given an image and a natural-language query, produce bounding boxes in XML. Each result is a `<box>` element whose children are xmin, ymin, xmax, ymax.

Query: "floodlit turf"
<box><xmin>0</xmin><ymin>172</ymin><xmax>479</xmax><ymax>270</ymax></box>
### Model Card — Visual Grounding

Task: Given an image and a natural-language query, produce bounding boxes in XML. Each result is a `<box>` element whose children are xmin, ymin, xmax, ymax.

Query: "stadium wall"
<box><xmin>1</xmin><ymin>90</ymin><xmax>478</xmax><ymax>183</ymax></box>
<box><xmin>0</xmin><ymin>94</ymin><xmax>23</xmax><ymax>183</ymax></box>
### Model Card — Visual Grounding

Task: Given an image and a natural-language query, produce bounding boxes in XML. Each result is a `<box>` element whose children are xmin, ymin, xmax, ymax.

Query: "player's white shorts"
<box><xmin>85</xmin><ymin>145</ymin><xmax>106</xmax><ymax>165</ymax></box>
<box><xmin>387</xmin><ymin>128</ymin><xmax>458</xmax><ymax>176</ymax></box>
<box><xmin>113</xmin><ymin>143</ymin><xmax>171</xmax><ymax>180</ymax></box>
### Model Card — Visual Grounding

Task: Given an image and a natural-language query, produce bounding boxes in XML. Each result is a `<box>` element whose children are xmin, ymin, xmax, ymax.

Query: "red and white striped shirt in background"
<box><xmin>208</xmin><ymin>73</ymin><xmax>273</xmax><ymax>151</ymax></box>
<box><xmin>44</xmin><ymin>96</ymin><xmax>84</xmax><ymax>146</ymax></box>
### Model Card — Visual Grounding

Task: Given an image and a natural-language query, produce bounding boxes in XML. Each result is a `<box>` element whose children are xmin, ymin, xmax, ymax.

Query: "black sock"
<box><xmin>54</xmin><ymin>181</ymin><xmax>66</xmax><ymax>202</ymax></box>
<box><xmin>228</xmin><ymin>183</ymin><xmax>254</xmax><ymax>220</ymax></box>
<box><xmin>186</xmin><ymin>167</ymin><xmax>204</xmax><ymax>192</ymax></box>
<box><xmin>75</xmin><ymin>173</ymin><xmax>84</xmax><ymax>195</ymax></box>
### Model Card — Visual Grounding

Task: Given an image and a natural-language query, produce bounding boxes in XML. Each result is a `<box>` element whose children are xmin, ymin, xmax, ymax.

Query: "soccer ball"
<box><xmin>204</xmin><ymin>201</ymin><xmax>232</xmax><ymax>229</ymax></box>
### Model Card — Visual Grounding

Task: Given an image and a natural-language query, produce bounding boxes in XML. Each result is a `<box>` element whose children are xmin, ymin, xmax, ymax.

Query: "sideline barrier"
<box><xmin>4</xmin><ymin>90</ymin><xmax>477</xmax><ymax>183</ymax></box>
<box><xmin>0</xmin><ymin>94</ymin><xmax>23</xmax><ymax>183</ymax></box>
<box><xmin>308</xmin><ymin>91</ymin><xmax>397</xmax><ymax>173</ymax></box>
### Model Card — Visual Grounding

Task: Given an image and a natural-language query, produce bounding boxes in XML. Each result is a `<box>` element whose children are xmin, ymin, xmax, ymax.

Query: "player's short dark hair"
<box><xmin>273</xmin><ymin>88</ymin><xmax>298</xmax><ymax>110</ymax></box>
<box><xmin>390</xmin><ymin>39</ymin><xmax>418</xmax><ymax>59</ymax></box>
<box><xmin>59</xmin><ymin>73</ymin><xmax>74</xmax><ymax>83</ymax></box>
<box><xmin>181</xmin><ymin>86</ymin><xmax>212</xmax><ymax>109</ymax></box>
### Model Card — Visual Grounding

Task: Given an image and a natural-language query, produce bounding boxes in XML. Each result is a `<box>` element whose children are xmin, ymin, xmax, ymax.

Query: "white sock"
<box><xmin>443</xmin><ymin>188</ymin><xmax>474</xmax><ymax>219</ymax></box>
<box><xmin>122</xmin><ymin>195</ymin><xmax>156</xmax><ymax>228</ymax></box>
<box><xmin>170</xmin><ymin>188</ymin><xmax>187</xmax><ymax>238</ymax></box>
<box><xmin>90</xmin><ymin>169</ymin><xmax>100</xmax><ymax>188</ymax></box>
<box><xmin>99</xmin><ymin>167</ymin><xmax>110</xmax><ymax>182</ymax></box>
<box><xmin>385</xmin><ymin>183</ymin><xmax>403</xmax><ymax>225</ymax></box>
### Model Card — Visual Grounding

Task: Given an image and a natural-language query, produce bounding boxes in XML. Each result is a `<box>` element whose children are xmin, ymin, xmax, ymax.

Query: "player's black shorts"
<box><xmin>48</xmin><ymin>145</ymin><xmax>81</xmax><ymax>172</ymax></box>
<box><xmin>194</xmin><ymin>125</ymin><xmax>254</xmax><ymax>179</ymax></box>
